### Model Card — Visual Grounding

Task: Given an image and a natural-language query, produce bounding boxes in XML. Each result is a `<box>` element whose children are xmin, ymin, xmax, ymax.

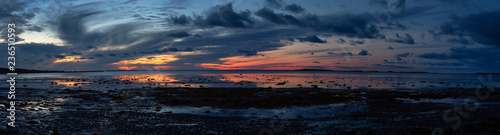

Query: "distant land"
<box><xmin>0</xmin><ymin>68</ymin><xmax>438</xmax><ymax>74</ymax></box>
<box><xmin>295</xmin><ymin>68</ymin><xmax>429</xmax><ymax>74</ymax></box>
<box><xmin>0</xmin><ymin>68</ymin><xmax>103</xmax><ymax>74</ymax></box>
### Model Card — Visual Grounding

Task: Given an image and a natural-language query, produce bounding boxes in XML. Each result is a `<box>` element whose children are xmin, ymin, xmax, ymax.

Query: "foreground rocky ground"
<box><xmin>0</xmin><ymin>86</ymin><xmax>499</xmax><ymax>134</ymax></box>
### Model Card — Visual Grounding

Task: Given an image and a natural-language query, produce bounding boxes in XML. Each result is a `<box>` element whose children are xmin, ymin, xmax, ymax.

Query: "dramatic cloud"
<box><xmin>1</xmin><ymin>0</ymin><xmax>498</xmax><ymax>72</ymax></box>
<box><xmin>55</xmin><ymin>10</ymin><xmax>145</xmax><ymax>49</ymax></box>
<box><xmin>255</xmin><ymin>7</ymin><xmax>302</xmax><ymax>25</ymax></box>
<box><xmin>438</xmin><ymin>10</ymin><xmax>500</xmax><ymax>47</ymax></box>
<box><xmin>296</xmin><ymin>35</ymin><xmax>327</xmax><ymax>43</ymax></box>
<box><xmin>386</xmin><ymin>33</ymin><xmax>415</xmax><ymax>44</ymax></box>
<box><xmin>314</xmin><ymin>13</ymin><xmax>383</xmax><ymax>38</ymax></box>
<box><xmin>446</xmin><ymin>36</ymin><xmax>473</xmax><ymax>45</ymax></box>
<box><xmin>396</xmin><ymin>52</ymin><xmax>411</xmax><ymax>58</ymax></box>
<box><xmin>0</xmin><ymin>0</ymin><xmax>37</xmax><ymax>40</ymax></box>
<box><xmin>236</xmin><ymin>49</ymin><xmax>258</xmax><ymax>56</ymax></box>
<box><xmin>193</xmin><ymin>3</ymin><xmax>254</xmax><ymax>28</ymax></box>
<box><xmin>358</xmin><ymin>50</ymin><xmax>370</xmax><ymax>56</ymax></box>
<box><xmin>254</xmin><ymin>7</ymin><xmax>387</xmax><ymax>39</ymax></box>
<box><xmin>418</xmin><ymin>46</ymin><xmax>500</xmax><ymax>71</ymax></box>
<box><xmin>168</xmin><ymin>14</ymin><xmax>191</xmax><ymax>25</ymax></box>
<box><xmin>284</xmin><ymin>4</ymin><xmax>305</xmax><ymax>14</ymax></box>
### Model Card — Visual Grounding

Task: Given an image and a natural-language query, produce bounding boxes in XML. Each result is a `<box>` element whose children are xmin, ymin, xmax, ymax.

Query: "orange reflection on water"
<box><xmin>52</xmin><ymin>80</ymin><xmax>90</xmax><ymax>87</ymax></box>
<box><xmin>201</xmin><ymin>73</ymin><xmax>333</xmax><ymax>88</ymax></box>
<box><xmin>112</xmin><ymin>74</ymin><xmax>179</xmax><ymax>83</ymax></box>
<box><xmin>207</xmin><ymin>73</ymin><xmax>298</xmax><ymax>82</ymax></box>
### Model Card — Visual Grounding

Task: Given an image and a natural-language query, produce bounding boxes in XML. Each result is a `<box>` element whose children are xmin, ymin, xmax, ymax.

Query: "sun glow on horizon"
<box><xmin>198</xmin><ymin>40</ymin><xmax>369</xmax><ymax>70</ymax></box>
<box><xmin>53</xmin><ymin>55</ymin><xmax>91</xmax><ymax>63</ymax></box>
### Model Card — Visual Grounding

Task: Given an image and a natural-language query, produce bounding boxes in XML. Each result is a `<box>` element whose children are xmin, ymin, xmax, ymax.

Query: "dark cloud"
<box><xmin>313</xmin><ymin>61</ymin><xmax>320</xmax><ymax>64</ymax></box>
<box><xmin>54</xmin><ymin>54</ymin><xmax>66</xmax><ymax>59</ymax></box>
<box><xmin>395</xmin><ymin>52</ymin><xmax>412</xmax><ymax>61</ymax></box>
<box><xmin>237</xmin><ymin>49</ymin><xmax>257</xmax><ymax>56</ymax></box>
<box><xmin>328</xmin><ymin>52</ymin><xmax>354</xmax><ymax>57</ymax></box>
<box><xmin>336</xmin><ymin>38</ymin><xmax>346</xmax><ymax>44</ymax></box>
<box><xmin>314</xmin><ymin>13</ymin><xmax>383</xmax><ymax>38</ymax></box>
<box><xmin>381</xmin><ymin>22</ymin><xmax>407</xmax><ymax>30</ymax></box>
<box><xmin>383</xmin><ymin>59</ymin><xmax>407</xmax><ymax>64</ymax></box>
<box><xmin>388</xmin><ymin>46</ymin><xmax>394</xmax><ymax>50</ymax></box>
<box><xmin>350</xmin><ymin>40</ymin><xmax>365</xmax><ymax>45</ymax></box>
<box><xmin>25</xmin><ymin>24</ymin><xmax>44</xmax><ymax>32</ymax></box>
<box><xmin>193</xmin><ymin>3</ymin><xmax>254</xmax><ymax>28</ymax></box>
<box><xmin>386</xmin><ymin>33</ymin><xmax>415</xmax><ymax>44</ymax></box>
<box><xmin>438</xmin><ymin>10</ymin><xmax>500</xmax><ymax>47</ymax></box>
<box><xmin>168</xmin><ymin>14</ymin><xmax>191</xmax><ymax>25</ymax></box>
<box><xmin>284</xmin><ymin>4</ymin><xmax>305</xmax><ymax>14</ymax></box>
<box><xmin>255</xmin><ymin>7</ymin><xmax>291</xmax><ymax>25</ymax></box>
<box><xmin>168</xmin><ymin>31</ymin><xmax>191</xmax><ymax>38</ymax></box>
<box><xmin>341</xmin><ymin>52</ymin><xmax>353</xmax><ymax>56</ymax></box>
<box><xmin>358</xmin><ymin>50</ymin><xmax>370</xmax><ymax>56</ymax></box>
<box><xmin>173</xmin><ymin>4</ymin><xmax>392</xmax><ymax>40</ymax></box>
<box><xmin>55</xmin><ymin>10</ymin><xmax>145</xmax><ymax>50</ymax></box>
<box><xmin>0</xmin><ymin>0</ymin><xmax>37</xmax><ymax>40</ymax></box>
<box><xmin>418</xmin><ymin>46</ymin><xmax>500</xmax><ymax>71</ymax></box>
<box><xmin>446</xmin><ymin>36</ymin><xmax>472</xmax><ymax>45</ymax></box>
<box><xmin>296</xmin><ymin>35</ymin><xmax>327</xmax><ymax>43</ymax></box>
<box><xmin>396</xmin><ymin>52</ymin><xmax>411</xmax><ymax>58</ymax></box>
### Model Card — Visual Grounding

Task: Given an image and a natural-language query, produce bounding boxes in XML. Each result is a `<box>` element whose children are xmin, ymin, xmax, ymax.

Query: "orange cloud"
<box><xmin>198</xmin><ymin>41</ymin><xmax>370</xmax><ymax>70</ymax></box>
<box><xmin>118</xmin><ymin>66</ymin><xmax>138</xmax><ymax>70</ymax></box>
<box><xmin>111</xmin><ymin>54</ymin><xmax>179</xmax><ymax>65</ymax></box>
<box><xmin>54</xmin><ymin>55</ymin><xmax>91</xmax><ymax>63</ymax></box>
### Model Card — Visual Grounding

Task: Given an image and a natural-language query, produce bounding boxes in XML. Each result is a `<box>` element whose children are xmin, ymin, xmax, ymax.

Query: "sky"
<box><xmin>0</xmin><ymin>0</ymin><xmax>499</xmax><ymax>73</ymax></box>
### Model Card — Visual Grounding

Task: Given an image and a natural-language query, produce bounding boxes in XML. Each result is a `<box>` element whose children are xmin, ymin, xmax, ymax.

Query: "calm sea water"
<box><xmin>1</xmin><ymin>70</ymin><xmax>499</xmax><ymax>90</ymax></box>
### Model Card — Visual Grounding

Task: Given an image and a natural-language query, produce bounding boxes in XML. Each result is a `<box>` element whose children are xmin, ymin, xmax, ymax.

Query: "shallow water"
<box><xmin>1</xmin><ymin>71</ymin><xmax>499</xmax><ymax>134</ymax></box>
<box><xmin>1</xmin><ymin>70</ymin><xmax>499</xmax><ymax>90</ymax></box>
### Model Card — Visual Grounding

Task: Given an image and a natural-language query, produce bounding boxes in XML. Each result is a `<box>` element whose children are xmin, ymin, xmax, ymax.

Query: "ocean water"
<box><xmin>1</xmin><ymin>70</ymin><xmax>499</xmax><ymax>90</ymax></box>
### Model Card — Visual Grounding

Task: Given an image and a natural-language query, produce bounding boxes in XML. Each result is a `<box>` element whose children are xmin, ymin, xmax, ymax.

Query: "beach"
<box><xmin>0</xmin><ymin>71</ymin><xmax>499</xmax><ymax>134</ymax></box>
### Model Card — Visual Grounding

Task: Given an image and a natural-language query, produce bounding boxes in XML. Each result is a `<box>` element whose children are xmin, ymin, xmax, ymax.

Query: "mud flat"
<box><xmin>0</xmin><ymin>86</ymin><xmax>499</xmax><ymax>134</ymax></box>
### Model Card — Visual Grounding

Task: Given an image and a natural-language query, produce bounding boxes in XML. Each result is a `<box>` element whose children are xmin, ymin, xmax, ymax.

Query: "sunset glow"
<box><xmin>111</xmin><ymin>55</ymin><xmax>179</xmax><ymax>65</ymax></box>
<box><xmin>53</xmin><ymin>55</ymin><xmax>91</xmax><ymax>63</ymax></box>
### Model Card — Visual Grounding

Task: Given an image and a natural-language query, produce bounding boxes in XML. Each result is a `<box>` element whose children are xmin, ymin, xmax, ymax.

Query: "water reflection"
<box><xmin>1</xmin><ymin>72</ymin><xmax>498</xmax><ymax>90</ymax></box>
